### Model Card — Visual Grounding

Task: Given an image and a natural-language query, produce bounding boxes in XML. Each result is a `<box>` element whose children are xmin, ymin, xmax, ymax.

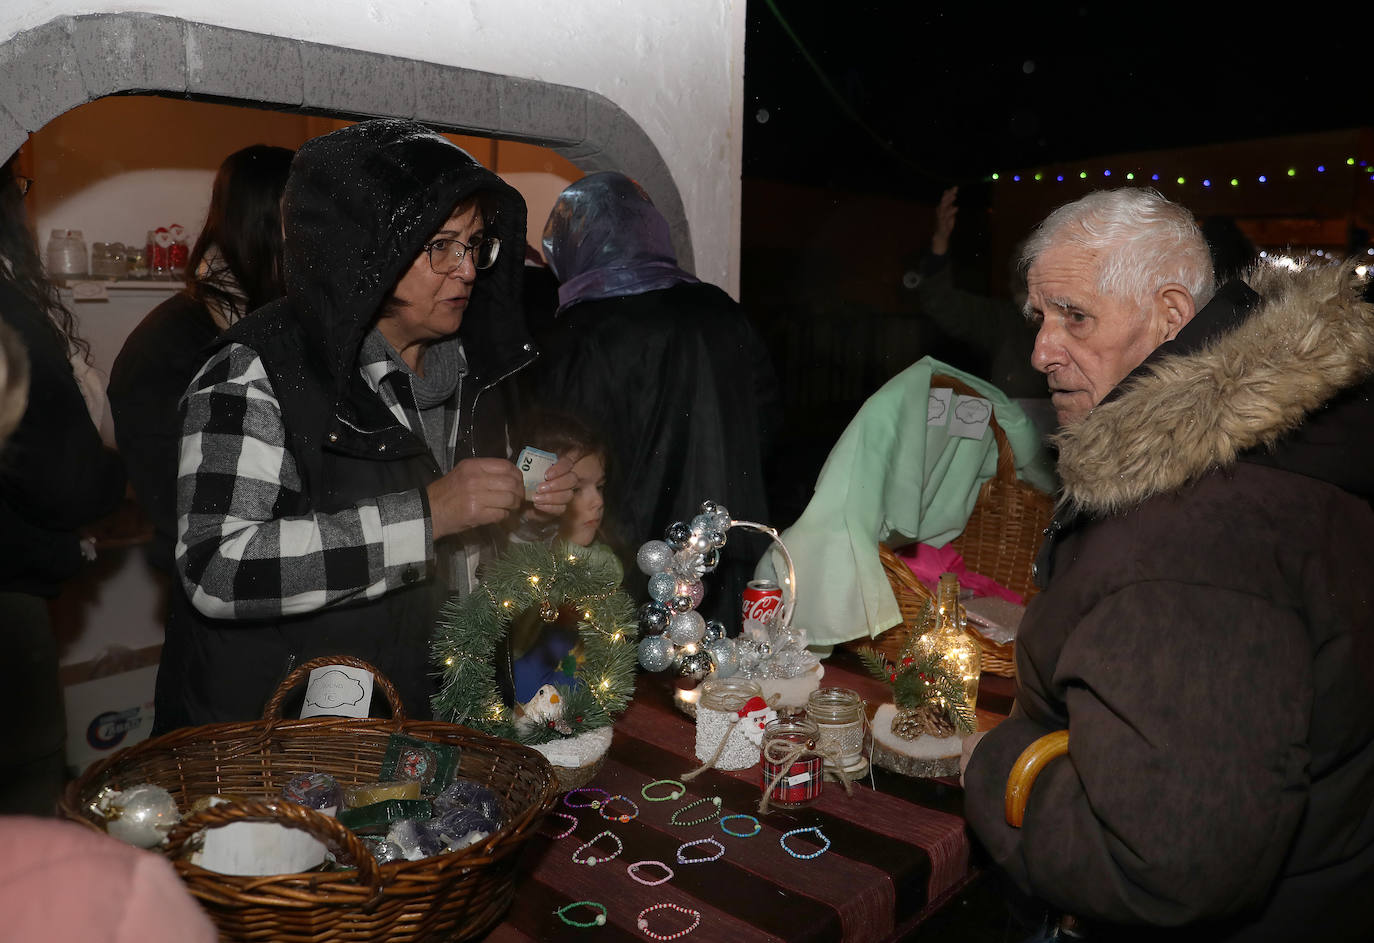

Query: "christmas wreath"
<box><xmin>431</xmin><ymin>540</ymin><xmax>639</xmax><ymax>744</ymax></box>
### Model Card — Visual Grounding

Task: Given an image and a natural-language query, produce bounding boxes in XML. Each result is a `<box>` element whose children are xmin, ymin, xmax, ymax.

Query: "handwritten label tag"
<box><xmin>786</xmin><ymin>771</ymin><xmax>813</xmax><ymax>786</ymax></box>
<box><xmin>927</xmin><ymin>387</ymin><xmax>952</xmax><ymax>426</ymax></box>
<box><xmin>948</xmin><ymin>394</ymin><xmax>993</xmax><ymax>441</ymax></box>
<box><xmin>300</xmin><ymin>664</ymin><xmax>374</xmax><ymax>719</ymax></box>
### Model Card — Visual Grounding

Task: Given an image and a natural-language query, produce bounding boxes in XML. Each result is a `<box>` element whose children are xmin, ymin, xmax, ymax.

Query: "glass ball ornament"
<box><xmin>637</xmin><ymin>601</ymin><xmax>669</xmax><ymax>636</ymax></box>
<box><xmin>706</xmin><ymin>529</ymin><xmax>727</xmax><ymax>549</ymax></box>
<box><xmin>678</xmin><ymin>649</ymin><xmax>715</xmax><ymax>681</ymax></box>
<box><xmin>647</xmin><ymin>572</ymin><xmax>677</xmax><ymax>603</ymax></box>
<box><xmin>94</xmin><ymin>783</ymin><xmax>180</xmax><ymax>849</ymax></box>
<box><xmin>705</xmin><ymin>638</ymin><xmax>739</xmax><ymax>678</ymax></box>
<box><xmin>680</xmin><ymin>579</ymin><xmax>705</xmax><ymax>609</ymax></box>
<box><xmin>664</xmin><ymin>521</ymin><xmax>692</xmax><ymax>549</ymax></box>
<box><xmin>701</xmin><ymin>548</ymin><xmax>720</xmax><ymax>573</ymax></box>
<box><xmin>667</xmin><ymin>609</ymin><xmax>706</xmax><ymax>645</ymax></box>
<box><xmin>688</xmin><ymin>532</ymin><xmax>712</xmax><ymax>555</ymax></box>
<box><xmin>636</xmin><ymin>540</ymin><xmax>674</xmax><ymax>576</ymax></box>
<box><xmin>690</xmin><ymin>513</ymin><xmax>715</xmax><ymax>534</ymax></box>
<box><xmin>702</xmin><ymin>620</ymin><xmax>727</xmax><ymax>643</ymax></box>
<box><xmin>670</xmin><ymin>594</ymin><xmax>694</xmax><ymax>612</ymax></box>
<box><xmin>638</xmin><ymin>635</ymin><xmax>676</xmax><ymax>672</ymax></box>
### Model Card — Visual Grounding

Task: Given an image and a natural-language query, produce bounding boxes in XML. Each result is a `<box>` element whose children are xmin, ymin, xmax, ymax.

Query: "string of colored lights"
<box><xmin>989</xmin><ymin>158</ymin><xmax>1374</xmax><ymax>186</ymax></box>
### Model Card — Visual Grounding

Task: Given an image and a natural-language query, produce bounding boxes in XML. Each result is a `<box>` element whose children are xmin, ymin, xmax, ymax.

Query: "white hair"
<box><xmin>1021</xmin><ymin>188</ymin><xmax>1216</xmax><ymax>310</ymax></box>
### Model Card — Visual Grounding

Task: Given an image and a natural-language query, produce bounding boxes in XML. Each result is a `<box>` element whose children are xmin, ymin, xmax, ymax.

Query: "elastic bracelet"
<box><xmin>668</xmin><ymin>795</ymin><xmax>721</xmax><ymax>826</ymax></box>
<box><xmin>548</xmin><ymin>812</ymin><xmax>578</xmax><ymax>839</ymax></box>
<box><xmin>719</xmin><ymin>813</ymin><xmax>761</xmax><ymax>837</ymax></box>
<box><xmin>641</xmin><ymin>779</ymin><xmax>685</xmax><ymax>802</ymax></box>
<box><xmin>564</xmin><ymin>787</ymin><xmax>610</xmax><ymax>809</ymax></box>
<box><xmin>779</xmin><ymin>826</ymin><xmax>830</xmax><ymax>859</ymax></box>
<box><xmin>626</xmin><ymin>859</ymin><xmax>675</xmax><ymax>886</ymax></box>
<box><xmin>637</xmin><ymin>902</ymin><xmax>702</xmax><ymax>941</ymax></box>
<box><xmin>572</xmin><ymin>829</ymin><xmax>624</xmax><ymax>866</ymax></box>
<box><xmin>675</xmin><ymin>836</ymin><xmax>725</xmax><ymax>864</ymax></box>
<box><xmin>598</xmin><ymin>793</ymin><xmax>640</xmax><ymax>823</ymax></box>
<box><xmin>555</xmin><ymin>900</ymin><xmax>608</xmax><ymax>928</ymax></box>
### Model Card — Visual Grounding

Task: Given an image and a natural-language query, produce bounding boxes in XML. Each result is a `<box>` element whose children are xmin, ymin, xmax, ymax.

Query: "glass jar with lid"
<box><xmin>806</xmin><ymin>686</ymin><xmax>868</xmax><ymax>777</ymax></box>
<box><xmin>760</xmin><ymin>716</ymin><xmax>822</xmax><ymax>809</ymax></box>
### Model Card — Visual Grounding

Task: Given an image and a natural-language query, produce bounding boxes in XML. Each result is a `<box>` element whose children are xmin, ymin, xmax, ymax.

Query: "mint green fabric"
<box><xmin>760</xmin><ymin>357</ymin><xmax>1055</xmax><ymax>647</ymax></box>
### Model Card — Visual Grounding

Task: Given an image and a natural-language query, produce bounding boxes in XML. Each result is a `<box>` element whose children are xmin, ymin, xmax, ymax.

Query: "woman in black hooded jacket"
<box><xmin>161</xmin><ymin>120</ymin><xmax>575</xmax><ymax>730</ymax></box>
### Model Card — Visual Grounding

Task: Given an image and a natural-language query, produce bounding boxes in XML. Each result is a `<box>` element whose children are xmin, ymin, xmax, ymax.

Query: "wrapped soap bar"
<box><xmin>282</xmin><ymin>773</ymin><xmax>342</xmax><ymax>813</ymax></box>
<box><xmin>343</xmin><ymin>780</ymin><xmax>421</xmax><ymax>808</ymax></box>
<box><xmin>337</xmin><ymin>799</ymin><xmax>432</xmax><ymax>835</ymax></box>
<box><xmin>380</xmin><ymin>734</ymin><xmax>460</xmax><ymax>795</ymax></box>
<box><xmin>387</xmin><ymin>818</ymin><xmax>444</xmax><ymax>861</ymax></box>
<box><xmin>428</xmin><ymin>807</ymin><xmax>497</xmax><ymax>853</ymax></box>
<box><xmin>434</xmin><ymin>779</ymin><xmax>502</xmax><ymax>825</ymax></box>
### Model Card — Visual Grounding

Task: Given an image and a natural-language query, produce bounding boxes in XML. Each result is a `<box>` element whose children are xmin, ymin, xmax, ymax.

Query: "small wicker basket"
<box><xmin>864</xmin><ymin>375</ymin><xmax>1053</xmax><ymax>678</ymax></box>
<box><xmin>59</xmin><ymin>655</ymin><xmax>558</xmax><ymax>943</ymax></box>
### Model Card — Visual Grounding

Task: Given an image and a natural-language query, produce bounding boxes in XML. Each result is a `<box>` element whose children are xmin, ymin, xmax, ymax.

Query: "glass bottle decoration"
<box><xmin>913</xmin><ymin>572</ymin><xmax>981</xmax><ymax>719</ymax></box>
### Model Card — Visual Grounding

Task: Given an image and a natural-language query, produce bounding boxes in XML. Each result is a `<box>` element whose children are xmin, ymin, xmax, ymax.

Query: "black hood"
<box><xmin>279</xmin><ymin>119</ymin><xmax>530</xmax><ymax>391</ymax></box>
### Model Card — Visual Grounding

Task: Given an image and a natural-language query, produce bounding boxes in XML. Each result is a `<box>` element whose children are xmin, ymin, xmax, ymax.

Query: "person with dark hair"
<box><xmin>109</xmin><ymin>144</ymin><xmax>296</xmax><ymax>573</ymax></box>
<box><xmin>162</xmin><ymin>121</ymin><xmax>576</xmax><ymax>730</ymax></box>
<box><xmin>0</xmin><ymin>156</ymin><xmax>125</xmax><ymax>813</ymax></box>
<box><xmin>535</xmin><ymin>172</ymin><xmax>778</xmax><ymax>625</ymax></box>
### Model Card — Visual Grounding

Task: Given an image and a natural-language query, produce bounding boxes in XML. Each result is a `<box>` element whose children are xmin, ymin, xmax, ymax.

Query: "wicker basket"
<box><xmin>861</xmin><ymin>375</ymin><xmax>1053</xmax><ymax>678</ymax></box>
<box><xmin>59</xmin><ymin>655</ymin><xmax>558</xmax><ymax>943</ymax></box>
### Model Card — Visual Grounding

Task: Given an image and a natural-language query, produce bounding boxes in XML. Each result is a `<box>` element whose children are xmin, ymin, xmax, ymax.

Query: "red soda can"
<box><xmin>741</xmin><ymin>579</ymin><xmax>782</xmax><ymax>627</ymax></box>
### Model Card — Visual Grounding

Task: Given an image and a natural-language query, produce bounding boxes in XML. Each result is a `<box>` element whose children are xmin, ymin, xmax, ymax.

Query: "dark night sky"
<box><xmin>742</xmin><ymin>5</ymin><xmax>1369</xmax><ymax>200</ymax></box>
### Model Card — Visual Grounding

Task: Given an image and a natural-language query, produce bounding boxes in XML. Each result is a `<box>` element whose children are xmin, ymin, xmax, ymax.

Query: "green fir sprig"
<box><xmin>431</xmin><ymin>541</ymin><xmax>638</xmax><ymax>744</ymax></box>
<box><xmin>859</xmin><ymin>644</ymin><xmax>976</xmax><ymax>736</ymax></box>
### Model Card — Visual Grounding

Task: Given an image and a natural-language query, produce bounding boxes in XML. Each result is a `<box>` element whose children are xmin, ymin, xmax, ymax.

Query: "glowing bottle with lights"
<box><xmin>915</xmin><ymin>572</ymin><xmax>981</xmax><ymax>717</ymax></box>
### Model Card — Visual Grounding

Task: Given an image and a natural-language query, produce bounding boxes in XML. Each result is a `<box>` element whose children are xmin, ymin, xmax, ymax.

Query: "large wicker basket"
<box><xmin>864</xmin><ymin>375</ymin><xmax>1054</xmax><ymax>677</ymax></box>
<box><xmin>59</xmin><ymin>655</ymin><xmax>558</xmax><ymax>943</ymax></box>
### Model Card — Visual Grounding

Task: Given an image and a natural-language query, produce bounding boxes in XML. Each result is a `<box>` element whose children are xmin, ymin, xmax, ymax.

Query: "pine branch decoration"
<box><xmin>859</xmin><ymin>644</ymin><xmax>976</xmax><ymax>736</ymax></box>
<box><xmin>430</xmin><ymin>540</ymin><xmax>637</xmax><ymax>744</ymax></box>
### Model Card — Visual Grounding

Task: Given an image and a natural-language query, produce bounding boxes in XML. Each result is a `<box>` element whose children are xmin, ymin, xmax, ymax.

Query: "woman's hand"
<box><xmin>427</xmin><ymin>457</ymin><xmax>524</xmax><ymax>539</ymax></box>
<box><xmin>526</xmin><ymin>453</ymin><xmax>579</xmax><ymax>520</ymax></box>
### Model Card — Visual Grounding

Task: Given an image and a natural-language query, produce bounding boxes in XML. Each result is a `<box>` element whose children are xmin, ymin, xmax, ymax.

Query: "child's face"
<box><xmin>560</xmin><ymin>451</ymin><xmax>606</xmax><ymax>547</ymax></box>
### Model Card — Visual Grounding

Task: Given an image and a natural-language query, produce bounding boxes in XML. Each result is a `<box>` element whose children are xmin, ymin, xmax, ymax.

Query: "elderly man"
<box><xmin>962</xmin><ymin>189</ymin><xmax>1374</xmax><ymax>941</ymax></box>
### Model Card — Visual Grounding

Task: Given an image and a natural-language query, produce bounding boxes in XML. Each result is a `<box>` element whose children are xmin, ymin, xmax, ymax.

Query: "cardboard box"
<box><xmin>63</xmin><ymin>663</ymin><xmax>158</xmax><ymax>774</ymax></box>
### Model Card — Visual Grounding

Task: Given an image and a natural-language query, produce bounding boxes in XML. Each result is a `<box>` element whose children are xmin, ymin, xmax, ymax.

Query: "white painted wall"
<box><xmin>1</xmin><ymin>0</ymin><xmax>746</xmax><ymax>293</ymax></box>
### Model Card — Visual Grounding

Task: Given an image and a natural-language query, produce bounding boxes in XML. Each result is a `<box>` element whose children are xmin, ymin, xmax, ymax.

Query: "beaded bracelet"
<box><xmin>641</xmin><ymin>779</ymin><xmax>685</xmax><ymax>802</ymax></box>
<box><xmin>719</xmin><ymin>814</ymin><xmax>761</xmax><ymax>837</ymax></box>
<box><xmin>626</xmin><ymin>859</ymin><xmax>675</xmax><ymax>886</ymax></box>
<box><xmin>564</xmin><ymin>787</ymin><xmax>610</xmax><ymax>809</ymax></box>
<box><xmin>572</xmin><ymin>829</ymin><xmax>623</xmax><ymax>866</ymax></box>
<box><xmin>668</xmin><ymin>796</ymin><xmax>721</xmax><ymax>826</ymax></box>
<box><xmin>675</xmin><ymin>836</ymin><xmax>725</xmax><ymax>864</ymax></box>
<box><xmin>548</xmin><ymin>812</ymin><xmax>578</xmax><ymax>839</ymax></box>
<box><xmin>555</xmin><ymin>901</ymin><xmax>607</xmax><ymax>928</ymax></box>
<box><xmin>779</xmin><ymin>826</ymin><xmax>830</xmax><ymax>859</ymax></box>
<box><xmin>637</xmin><ymin>902</ymin><xmax>702</xmax><ymax>940</ymax></box>
<box><xmin>598</xmin><ymin>794</ymin><xmax>640</xmax><ymax>823</ymax></box>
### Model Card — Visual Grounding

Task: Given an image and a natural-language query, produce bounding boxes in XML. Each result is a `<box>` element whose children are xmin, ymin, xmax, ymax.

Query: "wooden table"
<box><xmin>482</xmin><ymin>654</ymin><xmax>1012</xmax><ymax>942</ymax></box>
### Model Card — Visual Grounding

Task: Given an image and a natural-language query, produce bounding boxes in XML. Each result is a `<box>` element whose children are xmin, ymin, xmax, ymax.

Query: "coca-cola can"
<box><xmin>741</xmin><ymin>579</ymin><xmax>783</xmax><ymax>628</ymax></box>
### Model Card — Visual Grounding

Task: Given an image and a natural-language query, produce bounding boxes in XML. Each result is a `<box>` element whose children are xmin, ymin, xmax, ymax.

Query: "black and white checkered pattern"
<box><xmin>176</xmin><ymin>342</ymin><xmax>434</xmax><ymax>620</ymax></box>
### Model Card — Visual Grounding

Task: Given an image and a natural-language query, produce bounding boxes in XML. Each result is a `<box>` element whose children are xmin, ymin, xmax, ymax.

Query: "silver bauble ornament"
<box><xmin>94</xmin><ymin>783</ymin><xmax>180</xmax><ymax>848</ymax></box>
<box><xmin>702</xmin><ymin>620</ymin><xmax>727</xmax><ymax>643</ymax></box>
<box><xmin>705</xmin><ymin>638</ymin><xmax>739</xmax><ymax>678</ymax></box>
<box><xmin>701</xmin><ymin>548</ymin><xmax>720</xmax><ymax>573</ymax></box>
<box><xmin>688</xmin><ymin>532</ymin><xmax>712</xmax><ymax>555</ymax></box>
<box><xmin>667</xmin><ymin>609</ymin><xmax>706</xmax><ymax>645</ymax></box>
<box><xmin>690</xmin><ymin>513</ymin><xmax>715</xmax><ymax>534</ymax></box>
<box><xmin>706</xmin><ymin>529</ymin><xmax>727</xmax><ymax>549</ymax></box>
<box><xmin>636</xmin><ymin>540</ymin><xmax>674</xmax><ymax>576</ymax></box>
<box><xmin>647</xmin><ymin>572</ymin><xmax>677</xmax><ymax>603</ymax></box>
<box><xmin>638</xmin><ymin>635</ymin><xmax>676</xmax><ymax>672</ymax></box>
<box><xmin>681</xmin><ymin>580</ymin><xmax>705</xmax><ymax>609</ymax></box>
<box><xmin>670</xmin><ymin>594</ymin><xmax>694</xmax><ymax>612</ymax></box>
<box><xmin>709</xmin><ymin>508</ymin><xmax>731</xmax><ymax>530</ymax></box>
<box><xmin>638</xmin><ymin>601</ymin><xmax>670</xmax><ymax>636</ymax></box>
<box><xmin>664</xmin><ymin>521</ymin><xmax>692</xmax><ymax>549</ymax></box>
<box><xmin>678</xmin><ymin>650</ymin><xmax>714</xmax><ymax>680</ymax></box>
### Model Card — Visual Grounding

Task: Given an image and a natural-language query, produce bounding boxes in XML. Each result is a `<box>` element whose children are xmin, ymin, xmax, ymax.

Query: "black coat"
<box><xmin>0</xmin><ymin>281</ymin><xmax>123</xmax><ymax>595</ymax></box>
<box><xmin>963</xmin><ymin>264</ymin><xmax>1374</xmax><ymax>941</ymax></box>
<box><xmin>535</xmin><ymin>281</ymin><xmax>778</xmax><ymax>623</ymax></box>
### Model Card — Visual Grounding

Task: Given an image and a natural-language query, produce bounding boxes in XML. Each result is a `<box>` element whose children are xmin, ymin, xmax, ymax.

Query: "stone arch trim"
<box><xmin>0</xmin><ymin>12</ymin><xmax>693</xmax><ymax>268</ymax></box>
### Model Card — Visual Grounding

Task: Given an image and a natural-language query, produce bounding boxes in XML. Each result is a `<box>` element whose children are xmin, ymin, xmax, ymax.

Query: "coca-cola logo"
<box><xmin>741</xmin><ymin>593</ymin><xmax>781</xmax><ymax>625</ymax></box>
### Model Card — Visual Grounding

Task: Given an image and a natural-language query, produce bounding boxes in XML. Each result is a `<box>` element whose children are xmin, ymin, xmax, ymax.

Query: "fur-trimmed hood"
<box><xmin>1055</xmin><ymin>261</ymin><xmax>1374</xmax><ymax>515</ymax></box>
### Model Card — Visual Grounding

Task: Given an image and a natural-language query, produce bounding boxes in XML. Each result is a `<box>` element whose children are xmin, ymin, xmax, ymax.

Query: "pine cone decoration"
<box><xmin>891</xmin><ymin>704</ymin><xmax>956</xmax><ymax>740</ymax></box>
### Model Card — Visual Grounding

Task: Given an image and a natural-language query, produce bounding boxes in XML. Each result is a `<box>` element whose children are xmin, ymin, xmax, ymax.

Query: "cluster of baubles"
<box><xmin>635</xmin><ymin>500</ymin><xmax>740</xmax><ymax>681</ymax></box>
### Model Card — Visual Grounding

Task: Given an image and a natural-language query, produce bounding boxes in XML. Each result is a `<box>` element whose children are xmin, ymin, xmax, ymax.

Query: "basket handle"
<box><xmin>163</xmin><ymin>798</ymin><xmax>385</xmax><ymax>896</ymax></box>
<box><xmin>1004</xmin><ymin>729</ymin><xmax>1069</xmax><ymax>827</ymax></box>
<box><xmin>931</xmin><ymin>374</ymin><xmax>1017</xmax><ymax>483</ymax></box>
<box><xmin>263</xmin><ymin>654</ymin><xmax>407</xmax><ymax>723</ymax></box>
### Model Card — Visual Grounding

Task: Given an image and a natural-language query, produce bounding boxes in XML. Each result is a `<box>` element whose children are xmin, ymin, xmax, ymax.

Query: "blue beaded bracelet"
<box><xmin>720</xmin><ymin>814</ymin><xmax>761</xmax><ymax>837</ymax></box>
<box><xmin>779</xmin><ymin>826</ymin><xmax>830</xmax><ymax>859</ymax></box>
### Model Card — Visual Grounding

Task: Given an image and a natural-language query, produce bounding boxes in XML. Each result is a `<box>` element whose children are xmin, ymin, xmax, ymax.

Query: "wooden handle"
<box><xmin>263</xmin><ymin>654</ymin><xmax>406</xmax><ymax>723</ymax></box>
<box><xmin>1004</xmin><ymin>729</ymin><xmax>1069</xmax><ymax>827</ymax></box>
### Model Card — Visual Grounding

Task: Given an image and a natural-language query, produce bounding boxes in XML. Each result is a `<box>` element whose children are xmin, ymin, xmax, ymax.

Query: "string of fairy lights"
<box><xmin>989</xmin><ymin>157</ymin><xmax>1374</xmax><ymax>188</ymax></box>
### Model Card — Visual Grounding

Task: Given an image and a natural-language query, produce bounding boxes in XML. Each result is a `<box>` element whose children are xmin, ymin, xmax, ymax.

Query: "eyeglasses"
<box><xmin>15</xmin><ymin>176</ymin><xmax>33</xmax><ymax>197</ymax></box>
<box><xmin>422</xmin><ymin>233</ymin><xmax>500</xmax><ymax>274</ymax></box>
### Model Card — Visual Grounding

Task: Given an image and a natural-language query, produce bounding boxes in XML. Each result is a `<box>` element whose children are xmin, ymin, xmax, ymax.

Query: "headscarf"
<box><xmin>541</xmin><ymin>171</ymin><xmax>697</xmax><ymax>313</ymax></box>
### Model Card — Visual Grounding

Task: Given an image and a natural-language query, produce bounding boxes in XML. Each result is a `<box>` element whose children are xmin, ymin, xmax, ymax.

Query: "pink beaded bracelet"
<box><xmin>636</xmin><ymin>902</ymin><xmax>701</xmax><ymax>940</ymax></box>
<box><xmin>626</xmin><ymin>859</ymin><xmax>675</xmax><ymax>886</ymax></box>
